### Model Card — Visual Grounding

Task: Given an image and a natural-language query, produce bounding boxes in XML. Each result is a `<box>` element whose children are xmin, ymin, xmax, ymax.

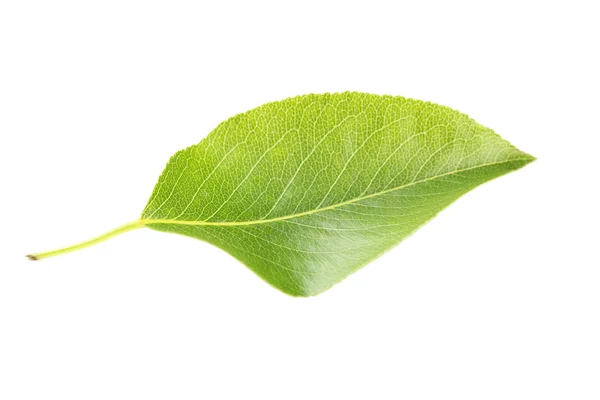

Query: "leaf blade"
<box><xmin>142</xmin><ymin>92</ymin><xmax>534</xmax><ymax>296</ymax></box>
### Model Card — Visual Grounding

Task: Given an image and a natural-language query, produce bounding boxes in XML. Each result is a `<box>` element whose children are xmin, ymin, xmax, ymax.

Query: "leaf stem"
<box><xmin>27</xmin><ymin>220</ymin><xmax>145</xmax><ymax>261</ymax></box>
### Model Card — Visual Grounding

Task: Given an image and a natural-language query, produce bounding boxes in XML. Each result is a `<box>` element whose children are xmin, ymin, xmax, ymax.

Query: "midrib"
<box><xmin>141</xmin><ymin>158</ymin><xmax>529</xmax><ymax>228</ymax></box>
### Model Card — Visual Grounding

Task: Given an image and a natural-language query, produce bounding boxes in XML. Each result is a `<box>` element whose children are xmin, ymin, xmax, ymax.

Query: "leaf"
<box><xmin>29</xmin><ymin>92</ymin><xmax>535</xmax><ymax>297</ymax></box>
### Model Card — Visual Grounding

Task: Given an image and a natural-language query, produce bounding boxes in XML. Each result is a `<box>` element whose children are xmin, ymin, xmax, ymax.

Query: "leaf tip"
<box><xmin>26</xmin><ymin>254</ymin><xmax>38</xmax><ymax>261</ymax></box>
<box><xmin>524</xmin><ymin>153</ymin><xmax>537</xmax><ymax>166</ymax></box>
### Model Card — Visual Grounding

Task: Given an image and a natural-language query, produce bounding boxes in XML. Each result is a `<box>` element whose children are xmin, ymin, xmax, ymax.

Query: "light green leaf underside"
<box><xmin>142</xmin><ymin>92</ymin><xmax>534</xmax><ymax>296</ymax></box>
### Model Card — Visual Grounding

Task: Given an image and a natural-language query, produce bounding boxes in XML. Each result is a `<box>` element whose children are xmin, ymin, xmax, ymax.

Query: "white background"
<box><xmin>1</xmin><ymin>1</ymin><xmax>598</xmax><ymax>399</ymax></box>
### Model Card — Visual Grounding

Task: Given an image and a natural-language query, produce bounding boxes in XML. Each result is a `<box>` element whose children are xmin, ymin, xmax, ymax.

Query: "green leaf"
<box><xmin>29</xmin><ymin>92</ymin><xmax>535</xmax><ymax>297</ymax></box>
